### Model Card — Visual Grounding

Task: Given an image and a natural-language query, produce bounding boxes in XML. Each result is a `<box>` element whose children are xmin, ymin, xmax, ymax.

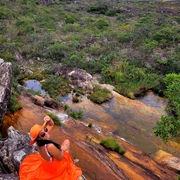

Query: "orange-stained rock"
<box><xmin>3</xmin><ymin>95</ymin><xmax>179</xmax><ymax>180</ymax></box>
<box><xmin>154</xmin><ymin>150</ymin><xmax>180</xmax><ymax>172</ymax></box>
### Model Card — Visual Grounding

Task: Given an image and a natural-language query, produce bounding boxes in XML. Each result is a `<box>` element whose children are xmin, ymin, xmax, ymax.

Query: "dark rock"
<box><xmin>44</xmin><ymin>98</ymin><xmax>61</xmax><ymax>109</ymax></box>
<box><xmin>0</xmin><ymin>126</ymin><xmax>36</xmax><ymax>175</ymax></box>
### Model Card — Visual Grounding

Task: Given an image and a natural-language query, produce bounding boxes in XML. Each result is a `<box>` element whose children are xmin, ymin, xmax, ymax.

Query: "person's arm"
<box><xmin>44</xmin><ymin>115</ymin><xmax>54</xmax><ymax>132</ymax></box>
<box><xmin>47</xmin><ymin>143</ymin><xmax>64</xmax><ymax>161</ymax></box>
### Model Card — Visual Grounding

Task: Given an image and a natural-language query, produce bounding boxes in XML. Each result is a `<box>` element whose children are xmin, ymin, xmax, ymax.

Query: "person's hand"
<box><xmin>61</xmin><ymin>140</ymin><xmax>70</xmax><ymax>152</ymax></box>
<box><xmin>44</xmin><ymin>115</ymin><xmax>51</xmax><ymax>123</ymax></box>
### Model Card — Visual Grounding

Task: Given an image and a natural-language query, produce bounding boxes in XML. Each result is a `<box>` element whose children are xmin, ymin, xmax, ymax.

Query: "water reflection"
<box><xmin>60</xmin><ymin>91</ymin><xmax>180</xmax><ymax>157</ymax></box>
<box><xmin>137</xmin><ymin>91</ymin><xmax>169</xmax><ymax>116</ymax></box>
<box><xmin>23</xmin><ymin>80</ymin><xmax>47</xmax><ymax>96</ymax></box>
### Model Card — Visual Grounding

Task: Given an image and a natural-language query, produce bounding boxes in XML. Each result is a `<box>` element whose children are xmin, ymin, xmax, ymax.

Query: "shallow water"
<box><xmin>23</xmin><ymin>80</ymin><xmax>47</xmax><ymax>96</ymax></box>
<box><xmin>23</xmin><ymin>80</ymin><xmax>180</xmax><ymax>157</ymax></box>
<box><xmin>61</xmin><ymin>91</ymin><xmax>180</xmax><ymax>157</ymax></box>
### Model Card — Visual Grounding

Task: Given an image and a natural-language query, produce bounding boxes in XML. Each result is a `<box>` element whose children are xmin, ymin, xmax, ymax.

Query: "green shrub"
<box><xmin>42</xmin><ymin>75</ymin><xmax>71</xmax><ymax>99</ymax></box>
<box><xmin>46</xmin><ymin>112</ymin><xmax>62</xmax><ymax>126</ymax></box>
<box><xmin>153</xmin><ymin>116</ymin><xmax>180</xmax><ymax>142</ymax></box>
<box><xmin>153</xmin><ymin>73</ymin><xmax>180</xmax><ymax>142</ymax></box>
<box><xmin>95</xmin><ymin>18</ymin><xmax>108</xmax><ymax>30</ymax></box>
<box><xmin>8</xmin><ymin>96</ymin><xmax>22</xmax><ymax>113</ymax></box>
<box><xmin>66</xmin><ymin>109</ymin><xmax>83</xmax><ymax>120</ymax></box>
<box><xmin>46</xmin><ymin>43</ymin><xmax>69</xmax><ymax>61</ymax></box>
<box><xmin>88</xmin><ymin>123</ymin><xmax>92</xmax><ymax>128</ymax></box>
<box><xmin>65</xmin><ymin>15</ymin><xmax>78</xmax><ymax>24</ymax></box>
<box><xmin>105</xmin><ymin>10</ymin><xmax>117</xmax><ymax>16</ymax></box>
<box><xmin>16</xmin><ymin>19</ymin><xmax>34</xmax><ymax>35</ymax></box>
<box><xmin>118</xmin><ymin>32</ymin><xmax>132</xmax><ymax>42</ymax></box>
<box><xmin>100</xmin><ymin>137</ymin><xmax>125</xmax><ymax>155</ymax></box>
<box><xmin>87</xmin><ymin>5</ymin><xmax>108</xmax><ymax>14</ymax></box>
<box><xmin>62</xmin><ymin>23</ymin><xmax>81</xmax><ymax>33</ymax></box>
<box><xmin>87</xmin><ymin>84</ymin><xmax>113</xmax><ymax>104</ymax></box>
<box><xmin>154</xmin><ymin>27</ymin><xmax>174</xmax><ymax>44</ymax></box>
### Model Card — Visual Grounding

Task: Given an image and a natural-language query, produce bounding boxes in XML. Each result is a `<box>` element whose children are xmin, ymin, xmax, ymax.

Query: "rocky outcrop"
<box><xmin>1</xmin><ymin>94</ymin><xmax>179</xmax><ymax>180</ymax></box>
<box><xmin>153</xmin><ymin>150</ymin><xmax>180</xmax><ymax>173</ymax></box>
<box><xmin>0</xmin><ymin>59</ymin><xmax>12</xmax><ymax>126</ymax></box>
<box><xmin>0</xmin><ymin>126</ymin><xmax>35</xmax><ymax>178</ymax></box>
<box><xmin>0</xmin><ymin>126</ymin><xmax>87</xmax><ymax>180</ymax></box>
<box><xmin>54</xmin><ymin>64</ymin><xmax>93</xmax><ymax>90</ymax></box>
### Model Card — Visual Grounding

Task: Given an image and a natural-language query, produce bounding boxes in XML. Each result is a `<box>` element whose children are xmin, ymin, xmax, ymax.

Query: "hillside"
<box><xmin>0</xmin><ymin>0</ymin><xmax>180</xmax><ymax>162</ymax></box>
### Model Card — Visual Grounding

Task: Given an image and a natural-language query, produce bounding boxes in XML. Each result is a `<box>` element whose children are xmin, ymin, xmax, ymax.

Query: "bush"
<box><xmin>8</xmin><ymin>95</ymin><xmax>22</xmax><ymax>113</ymax></box>
<box><xmin>154</xmin><ymin>27</ymin><xmax>174</xmax><ymax>44</ymax></box>
<box><xmin>66</xmin><ymin>109</ymin><xmax>83</xmax><ymax>120</ymax></box>
<box><xmin>65</xmin><ymin>15</ymin><xmax>78</xmax><ymax>24</ymax></box>
<box><xmin>46</xmin><ymin>43</ymin><xmax>69</xmax><ymax>61</ymax></box>
<box><xmin>87</xmin><ymin>5</ymin><xmax>108</xmax><ymax>14</ymax></box>
<box><xmin>42</xmin><ymin>75</ymin><xmax>71</xmax><ymax>99</ymax></box>
<box><xmin>153</xmin><ymin>74</ymin><xmax>180</xmax><ymax>141</ymax></box>
<box><xmin>105</xmin><ymin>10</ymin><xmax>117</xmax><ymax>16</ymax></box>
<box><xmin>87</xmin><ymin>84</ymin><xmax>113</xmax><ymax>104</ymax></box>
<box><xmin>46</xmin><ymin>112</ymin><xmax>62</xmax><ymax>126</ymax></box>
<box><xmin>118</xmin><ymin>32</ymin><xmax>132</xmax><ymax>42</ymax></box>
<box><xmin>62</xmin><ymin>23</ymin><xmax>81</xmax><ymax>33</ymax></box>
<box><xmin>16</xmin><ymin>19</ymin><xmax>34</xmax><ymax>35</ymax></box>
<box><xmin>95</xmin><ymin>18</ymin><xmax>108</xmax><ymax>30</ymax></box>
<box><xmin>88</xmin><ymin>123</ymin><xmax>92</xmax><ymax>128</ymax></box>
<box><xmin>100</xmin><ymin>137</ymin><xmax>125</xmax><ymax>155</ymax></box>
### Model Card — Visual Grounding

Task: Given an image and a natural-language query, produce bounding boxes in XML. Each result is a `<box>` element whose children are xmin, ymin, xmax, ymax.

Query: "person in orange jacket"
<box><xmin>19</xmin><ymin>115</ymin><xmax>82</xmax><ymax>180</ymax></box>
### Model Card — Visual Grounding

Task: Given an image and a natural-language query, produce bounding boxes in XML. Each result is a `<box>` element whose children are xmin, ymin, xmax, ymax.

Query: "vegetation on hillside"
<box><xmin>1</xmin><ymin>0</ymin><xmax>180</xmax><ymax>141</ymax></box>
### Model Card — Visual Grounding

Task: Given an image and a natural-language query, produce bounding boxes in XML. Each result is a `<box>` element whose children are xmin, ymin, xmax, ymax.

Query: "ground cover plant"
<box><xmin>100</xmin><ymin>137</ymin><xmax>126</xmax><ymax>155</ymax></box>
<box><xmin>0</xmin><ymin>0</ymin><xmax>180</xmax><ymax>141</ymax></box>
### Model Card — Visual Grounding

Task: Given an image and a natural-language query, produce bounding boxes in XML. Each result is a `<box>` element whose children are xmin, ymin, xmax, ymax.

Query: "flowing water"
<box><xmin>24</xmin><ymin>80</ymin><xmax>180</xmax><ymax>157</ymax></box>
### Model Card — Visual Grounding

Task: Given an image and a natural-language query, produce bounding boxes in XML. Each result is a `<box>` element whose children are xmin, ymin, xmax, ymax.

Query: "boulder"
<box><xmin>153</xmin><ymin>150</ymin><xmax>180</xmax><ymax>172</ymax></box>
<box><xmin>0</xmin><ymin>59</ymin><xmax>12</xmax><ymax>126</ymax></box>
<box><xmin>54</xmin><ymin>64</ymin><xmax>93</xmax><ymax>90</ymax></box>
<box><xmin>0</xmin><ymin>126</ymin><xmax>36</xmax><ymax>178</ymax></box>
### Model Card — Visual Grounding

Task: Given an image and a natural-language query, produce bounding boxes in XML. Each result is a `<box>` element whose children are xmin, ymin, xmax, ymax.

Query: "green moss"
<box><xmin>100</xmin><ymin>137</ymin><xmax>126</xmax><ymax>155</ymax></box>
<box><xmin>87</xmin><ymin>85</ymin><xmax>113</xmax><ymax>104</ymax></box>
<box><xmin>46</xmin><ymin>112</ymin><xmax>62</xmax><ymax>126</ymax></box>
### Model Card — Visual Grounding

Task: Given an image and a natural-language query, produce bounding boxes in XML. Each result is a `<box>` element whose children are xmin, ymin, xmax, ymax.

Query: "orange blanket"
<box><xmin>19</xmin><ymin>152</ymin><xmax>82</xmax><ymax>180</ymax></box>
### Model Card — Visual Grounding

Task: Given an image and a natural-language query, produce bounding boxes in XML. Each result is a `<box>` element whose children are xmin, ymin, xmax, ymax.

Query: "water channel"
<box><xmin>24</xmin><ymin>80</ymin><xmax>180</xmax><ymax>157</ymax></box>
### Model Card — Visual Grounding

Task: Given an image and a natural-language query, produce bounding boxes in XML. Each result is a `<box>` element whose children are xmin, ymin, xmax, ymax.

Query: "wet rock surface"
<box><xmin>0</xmin><ymin>95</ymin><xmax>179</xmax><ymax>180</ymax></box>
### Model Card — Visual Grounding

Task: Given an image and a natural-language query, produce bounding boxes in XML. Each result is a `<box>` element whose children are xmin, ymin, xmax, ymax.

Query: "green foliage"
<box><xmin>141</xmin><ymin>40</ymin><xmax>158</xmax><ymax>53</ymax></box>
<box><xmin>95</xmin><ymin>18</ymin><xmax>108</xmax><ymax>30</ymax></box>
<box><xmin>102</xmin><ymin>63</ymin><xmax>160</xmax><ymax>99</ymax></box>
<box><xmin>105</xmin><ymin>9</ymin><xmax>117</xmax><ymax>16</ymax></box>
<box><xmin>87</xmin><ymin>5</ymin><xmax>108</xmax><ymax>14</ymax></box>
<box><xmin>16</xmin><ymin>19</ymin><xmax>34</xmax><ymax>35</ymax></box>
<box><xmin>153</xmin><ymin>116</ymin><xmax>180</xmax><ymax>142</ymax></box>
<box><xmin>8</xmin><ymin>95</ymin><xmax>22</xmax><ymax>113</ymax></box>
<box><xmin>153</xmin><ymin>74</ymin><xmax>180</xmax><ymax>141</ymax></box>
<box><xmin>46</xmin><ymin>43</ymin><xmax>69</xmax><ymax>61</ymax></box>
<box><xmin>87</xmin><ymin>85</ymin><xmax>113</xmax><ymax>104</ymax></box>
<box><xmin>154</xmin><ymin>27</ymin><xmax>174</xmax><ymax>44</ymax></box>
<box><xmin>0</xmin><ymin>7</ymin><xmax>17</xmax><ymax>19</ymax></box>
<box><xmin>88</xmin><ymin>123</ymin><xmax>92</xmax><ymax>128</ymax></box>
<box><xmin>42</xmin><ymin>75</ymin><xmax>71</xmax><ymax>99</ymax></box>
<box><xmin>65</xmin><ymin>15</ymin><xmax>78</xmax><ymax>24</ymax></box>
<box><xmin>62</xmin><ymin>23</ymin><xmax>81</xmax><ymax>33</ymax></box>
<box><xmin>118</xmin><ymin>32</ymin><xmax>132</xmax><ymax>42</ymax></box>
<box><xmin>65</xmin><ymin>108</ymin><xmax>83</xmax><ymax>120</ymax></box>
<box><xmin>100</xmin><ymin>137</ymin><xmax>126</xmax><ymax>155</ymax></box>
<box><xmin>46</xmin><ymin>112</ymin><xmax>62</xmax><ymax>126</ymax></box>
